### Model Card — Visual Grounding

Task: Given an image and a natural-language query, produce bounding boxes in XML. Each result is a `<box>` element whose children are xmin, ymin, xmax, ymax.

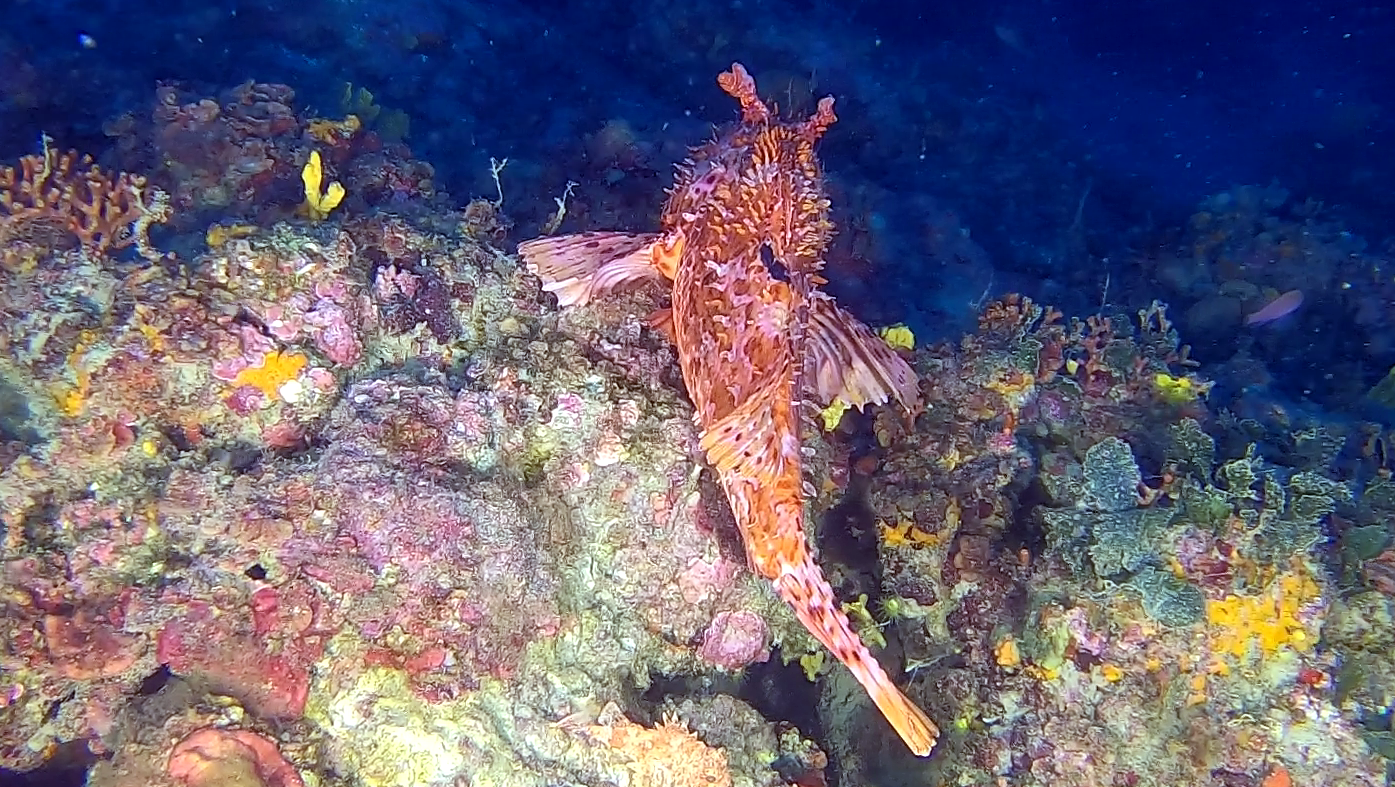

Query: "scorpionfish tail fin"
<box><xmin>805</xmin><ymin>297</ymin><xmax>920</xmax><ymax>412</ymax></box>
<box><xmin>519</xmin><ymin>231</ymin><xmax>671</xmax><ymax>308</ymax></box>
<box><xmin>772</xmin><ymin>560</ymin><xmax>939</xmax><ymax>757</ymax></box>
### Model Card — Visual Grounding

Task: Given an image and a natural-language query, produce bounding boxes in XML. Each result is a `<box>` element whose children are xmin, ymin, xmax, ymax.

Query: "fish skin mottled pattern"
<box><xmin>518</xmin><ymin>63</ymin><xmax>938</xmax><ymax>757</ymax></box>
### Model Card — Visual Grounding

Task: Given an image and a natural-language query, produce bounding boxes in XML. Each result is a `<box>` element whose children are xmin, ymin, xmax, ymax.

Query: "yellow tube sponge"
<box><xmin>302</xmin><ymin>150</ymin><xmax>345</xmax><ymax>220</ymax></box>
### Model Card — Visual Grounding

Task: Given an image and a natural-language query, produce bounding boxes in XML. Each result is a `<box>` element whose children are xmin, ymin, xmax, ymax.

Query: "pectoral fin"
<box><xmin>806</xmin><ymin>297</ymin><xmax>919</xmax><ymax>411</ymax></box>
<box><xmin>698</xmin><ymin>386</ymin><xmax>796</xmax><ymax>484</ymax></box>
<box><xmin>518</xmin><ymin>231</ymin><xmax>666</xmax><ymax>307</ymax></box>
<box><xmin>646</xmin><ymin>308</ymin><xmax>676</xmax><ymax>342</ymax></box>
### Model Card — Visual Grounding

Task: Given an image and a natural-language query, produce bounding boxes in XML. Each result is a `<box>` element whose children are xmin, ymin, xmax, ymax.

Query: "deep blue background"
<box><xmin>7</xmin><ymin>1</ymin><xmax>1391</xmax><ymax>211</ymax></box>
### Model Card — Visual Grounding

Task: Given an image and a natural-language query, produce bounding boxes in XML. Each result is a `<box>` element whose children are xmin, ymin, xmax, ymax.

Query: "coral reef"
<box><xmin>1</xmin><ymin>136</ymin><xmax>170</xmax><ymax>268</ymax></box>
<box><xmin>104</xmin><ymin>81</ymin><xmax>440</xmax><ymax>237</ymax></box>
<box><xmin>7</xmin><ymin>210</ymin><xmax>1385</xmax><ymax>784</ymax></box>
<box><xmin>801</xmin><ymin>295</ymin><xmax>1389</xmax><ymax>786</ymax></box>
<box><xmin>0</xmin><ymin>144</ymin><xmax>826</xmax><ymax>783</ymax></box>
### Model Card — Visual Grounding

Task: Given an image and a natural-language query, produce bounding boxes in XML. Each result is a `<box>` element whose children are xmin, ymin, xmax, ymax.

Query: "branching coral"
<box><xmin>0</xmin><ymin>135</ymin><xmax>169</xmax><ymax>265</ymax></box>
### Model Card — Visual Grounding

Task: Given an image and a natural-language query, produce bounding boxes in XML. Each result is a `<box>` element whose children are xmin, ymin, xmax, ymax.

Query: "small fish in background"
<box><xmin>1245</xmin><ymin>289</ymin><xmax>1304</xmax><ymax>326</ymax></box>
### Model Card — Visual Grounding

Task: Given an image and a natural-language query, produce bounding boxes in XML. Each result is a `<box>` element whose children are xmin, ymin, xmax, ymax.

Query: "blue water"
<box><xmin>2</xmin><ymin>0</ymin><xmax>1393</xmax><ymax>406</ymax></box>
